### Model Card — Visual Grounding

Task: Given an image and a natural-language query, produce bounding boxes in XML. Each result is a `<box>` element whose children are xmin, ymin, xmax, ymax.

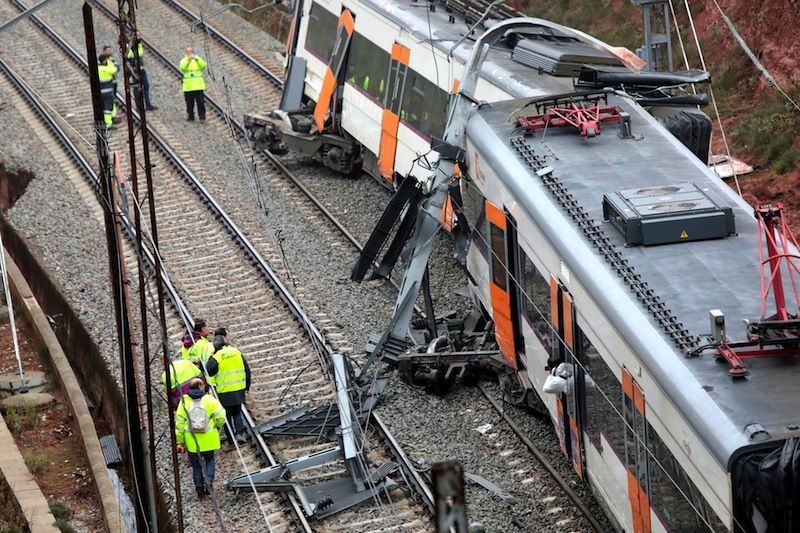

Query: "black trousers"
<box><xmin>184</xmin><ymin>90</ymin><xmax>205</xmax><ymax>120</ymax></box>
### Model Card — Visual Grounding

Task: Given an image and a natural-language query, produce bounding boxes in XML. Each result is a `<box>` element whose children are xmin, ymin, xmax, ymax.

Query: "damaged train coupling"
<box><xmin>243</xmin><ymin>110</ymin><xmax>362</xmax><ymax>175</ymax></box>
<box><xmin>364</xmin><ymin>307</ymin><xmax>504</xmax><ymax>395</ymax></box>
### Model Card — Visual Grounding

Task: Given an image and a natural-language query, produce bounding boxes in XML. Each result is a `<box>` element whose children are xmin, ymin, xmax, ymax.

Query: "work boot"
<box><xmin>187</xmin><ymin>116</ymin><xmax>195</xmax><ymax>121</ymax></box>
<box><xmin>146</xmin><ymin>105</ymin><xmax>158</xmax><ymax>111</ymax></box>
<box><xmin>196</xmin><ymin>487</ymin><xmax>206</xmax><ymax>498</ymax></box>
<box><xmin>236</xmin><ymin>434</ymin><xmax>247</xmax><ymax>445</ymax></box>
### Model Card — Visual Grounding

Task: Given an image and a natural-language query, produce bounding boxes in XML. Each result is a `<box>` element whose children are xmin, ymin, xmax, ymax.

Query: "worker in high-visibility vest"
<box><xmin>185</xmin><ymin>318</ymin><xmax>215</xmax><ymax>371</ymax></box>
<box><xmin>97</xmin><ymin>52</ymin><xmax>117</xmax><ymax>128</ymax></box>
<box><xmin>179</xmin><ymin>47</ymin><xmax>206</xmax><ymax>121</ymax></box>
<box><xmin>175</xmin><ymin>379</ymin><xmax>226</xmax><ymax>498</ymax></box>
<box><xmin>206</xmin><ymin>327</ymin><xmax>250</xmax><ymax>447</ymax></box>
<box><xmin>161</xmin><ymin>357</ymin><xmax>203</xmax><ymax>409</ymax></box>
<box><xmin>126</xmin><ymin>31</ymin><xmax>157</xmax><ymax>112</ymax></box>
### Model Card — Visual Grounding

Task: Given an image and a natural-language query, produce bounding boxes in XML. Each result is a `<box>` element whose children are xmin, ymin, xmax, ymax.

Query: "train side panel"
<box><xmin>465</xmin><ymin>138</ymin><xmax>733</xmax><ymax>531</ymax></box>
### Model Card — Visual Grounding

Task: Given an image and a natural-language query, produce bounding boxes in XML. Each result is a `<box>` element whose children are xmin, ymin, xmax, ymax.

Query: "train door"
<box><xmin>550</xmin><ymin>278</ymin><xmax>586</xmax><ymax>479</ymax></box>
<box><xmin>377</xmin><ymin>43</ymin><xmax>410</xmax><ymax>182</ymax></box>
<box><xmin>486</xmin><ymin>201</ymin><xmax>521</xmax><ymax>369</ymax></box>
<box><xmin>623</xmin><ymin>368</ymin><xmax>651</xmax><ymax>533</ymax></box>
<box><xmin>313</xmin><ymin>8</ymin><xmax>355</xmax><ymax>132</ymax></box>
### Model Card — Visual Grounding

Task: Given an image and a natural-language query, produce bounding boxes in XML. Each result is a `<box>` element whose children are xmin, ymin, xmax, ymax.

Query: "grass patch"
<box><xmin>3</xmin><ymin>404</ymin><xmax>41</xmax><ymax>432</ymax></box>
<box><xmin>48</xmin><ymin>501</ymin><xmax>71</xmax><ymax>521</ymax></box>
<box><xmin>0</xmin><ymin>519</ymin><xmax>23</xmax><ymax>533</ymax></box>
<box><xmin>23</xmin><ymin>450</ymin><xmax>48</xmax><ymax>475</ymax></box>
<box><xmin>49</xmin><ymin>501</ymin><xmax>75</xmax><ymax>533</ymax></box>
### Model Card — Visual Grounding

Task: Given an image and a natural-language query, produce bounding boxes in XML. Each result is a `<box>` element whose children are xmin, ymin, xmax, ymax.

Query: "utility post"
<box><xmin>632</xmin><ymin>0</ymin><xmax>674</xmax><ymax>71</ymax></box>
<box><xmin>82</xmin><ymin>4</ymin><xmax>149</xmax><ymax>531</ymax></box>
<box><xmin>114</xmin><ymin>0</ymin><xmax>186</xmax><ymax>529</ymax></box>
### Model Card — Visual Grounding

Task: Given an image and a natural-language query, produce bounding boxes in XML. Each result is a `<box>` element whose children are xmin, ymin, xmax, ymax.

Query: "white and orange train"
<box><xmin>248</xmin><ymin>1</ymin><xmax>800</xmax><ymax>532</ymax></box>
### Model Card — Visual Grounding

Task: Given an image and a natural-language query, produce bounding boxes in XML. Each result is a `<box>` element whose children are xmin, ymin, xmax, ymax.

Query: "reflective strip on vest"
<box><xmin>214</xmin><ymin>347</ymin><xmax>246</xmax><ymax>393</ymax></box>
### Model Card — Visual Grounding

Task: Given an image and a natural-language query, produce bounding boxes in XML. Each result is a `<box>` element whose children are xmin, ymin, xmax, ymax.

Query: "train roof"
<box><xmin>466</xmin><ymin>94</ymin><xmax>800</xmax><ymax>467</ymax></box>
<box><xmin>358</xmin><ymin>0</ymin><xmax>587</xmax><ymax>98</ymax></box>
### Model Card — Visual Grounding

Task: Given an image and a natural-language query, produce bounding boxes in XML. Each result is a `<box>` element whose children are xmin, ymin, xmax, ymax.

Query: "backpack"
<box><xmin>187</xmin><ymin>398</ymin><xmax>209</xmax><ymax>433</ymax></box>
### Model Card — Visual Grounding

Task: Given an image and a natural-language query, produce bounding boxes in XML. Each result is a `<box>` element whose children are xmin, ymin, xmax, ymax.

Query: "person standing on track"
<box><xmin>127</xmin><ymin>31</ymin><xmax>157</xmax><ymax>112</ymax></box>
<box><xmin>101</xmin><ymin>46</ymin><xmax>119</xmax><ymax>124</ymax></box>
<box><xmin>179</xmin><ymin>46</ymin><xmax>206</xmax><ymax>122</ymax></box>
<box><xmin>206</xmin><ymin>328</ymin><xmax>251</xmax><ymax>447</ymax></box>
<box><xmin>97</xmin><ymin>50</ymin><xmax>117</xmax><ymax>129</ymax></box>
<box><xmin>175</xmin><ymin>378</ymin><xmax>226</xmax><ymax>498</ymax></box>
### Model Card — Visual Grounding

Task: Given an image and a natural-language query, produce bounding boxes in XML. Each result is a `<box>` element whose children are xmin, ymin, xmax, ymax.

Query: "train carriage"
<box><xmin>259</xmin><ymin>2</ymin><xmax>800</xmax><ymax>531</ymax></box>
<box><xmin>252</xmin><ymin>0</ymin><xmax>664</xmax><ymax>183</ymax></box>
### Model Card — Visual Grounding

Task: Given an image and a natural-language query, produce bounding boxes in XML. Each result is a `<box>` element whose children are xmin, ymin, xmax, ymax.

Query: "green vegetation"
<box><xmin>3</xmin><ymin>404</ymin><xmax>41</xmax><ymax>432</ymax></box>
<box><xmin>23</xmin><ymin>450</ymin><xmax>48</xmax><ymax>475</ymax></box>
<box><xmin>0</xmin><ymin>519</ymin><xmax>23</xmax><ymax>533</ymax></box>
<box><xmin>731</xmin><ymin>94</ymin><xmax>800</xmax><ymax>174</ymax></box>
<box><xmin>49</xmin><ymin>501</ymin><xmax>76</xmax><ymax>533</ymax></box>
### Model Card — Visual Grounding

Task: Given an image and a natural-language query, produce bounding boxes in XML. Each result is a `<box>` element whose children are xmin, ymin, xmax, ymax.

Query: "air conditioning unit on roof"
<box><xmin>602</xmin><ymin>182</ymin><xmax>735</xmax><ymax>246</ymax></box>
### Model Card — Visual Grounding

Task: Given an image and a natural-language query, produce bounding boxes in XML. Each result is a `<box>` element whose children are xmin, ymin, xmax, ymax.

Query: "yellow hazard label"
<box><xmin>680</xmin><ymin>230</ymin><xmax>688</xmax><ymax>238</ymax></box>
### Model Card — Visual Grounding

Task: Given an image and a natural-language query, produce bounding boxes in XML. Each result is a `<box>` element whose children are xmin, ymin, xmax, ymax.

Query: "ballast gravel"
<box><xmin>3</xmin><ymin>1</ymin><xmax>608</xmax><ymax>531</ymax></box>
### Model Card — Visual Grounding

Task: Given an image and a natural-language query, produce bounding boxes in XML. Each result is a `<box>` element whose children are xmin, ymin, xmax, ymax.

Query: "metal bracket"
<box><xmin>227</xmin><ymin>354</ymin><xmax>396</xmax><ymax>519</ymax></box>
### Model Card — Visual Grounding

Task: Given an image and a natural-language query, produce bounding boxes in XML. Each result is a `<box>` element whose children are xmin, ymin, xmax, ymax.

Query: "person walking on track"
<box><xmin>185</xmin><ymin>318</ymin><xmax>215</xmax><ymax>373</ymax></box>
<box><xmin>127</xmin><ymin>31</ymin><xmax>157</xmax><ymax>112</ymax></box>
<box><xmin>175</xmin><ymin>378</ymin><xmax>226</xmax><ymax>498</ymax></box>
<box><xmin>161</xmin><ymin>356</ymin><xmax>203</xmax><ymax>409</ymax></box>
<box><xmin>179</xmin><ymin>46</ymin><xmax>206</xmax><ymax>121</ymax></box>
<box><xmin>206</xmin><ymin>328</ymin><xmax>251</xmax><ymax>447</ymax></box>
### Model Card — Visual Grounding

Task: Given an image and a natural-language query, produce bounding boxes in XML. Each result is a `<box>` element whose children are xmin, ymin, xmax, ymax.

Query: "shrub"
<box><xmin>23</xmin><ymin>451</ymin><xmax>48</xmax><ymax>475</ymax></box>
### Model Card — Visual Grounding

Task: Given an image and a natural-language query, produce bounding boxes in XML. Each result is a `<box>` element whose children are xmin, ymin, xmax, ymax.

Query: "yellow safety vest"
<box><xmin>98</xmin><ymin>61</ymin><xmax>117</xmax><ymax>86</ymax></box>
<box><xmin>175</xmin><ymin>394</ymin><xmax>226</xmax><ymax>453</ymax></box>
<box><xmin>161</xmin><ymin>359</ymin><xmax>201</xmax><ymax>392</ymax></box>
<box><xmin>185</xmin><ymin>337</ymin><xmax>214</xmax><ymax>365</ymax></box>
<box><xmin>179</xmin><ymin>56</ymin><xmax>206</xmax><ymax>92</ymax></box>
<box><xmin>126</xmin><ymin>43</ymin><xmax>146</xmax><ymax>70</ymax></box>
<box><xmin>212</xmin><ymin>346</ymin><xmax>246</xmax><ymax>393</ymax></box>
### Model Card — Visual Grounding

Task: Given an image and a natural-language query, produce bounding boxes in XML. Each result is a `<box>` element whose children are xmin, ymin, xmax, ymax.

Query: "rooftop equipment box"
<box><xmin>603</xmin><ymin>182</ymin><xmax>735</xmax><ymax>246</ymax></box>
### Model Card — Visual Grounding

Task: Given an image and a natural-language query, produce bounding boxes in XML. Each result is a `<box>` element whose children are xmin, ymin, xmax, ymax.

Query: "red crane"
<box><xmin>715</xmin><ymin>204</ymin><xmax>800</xmax><ymax>377</ymax></box>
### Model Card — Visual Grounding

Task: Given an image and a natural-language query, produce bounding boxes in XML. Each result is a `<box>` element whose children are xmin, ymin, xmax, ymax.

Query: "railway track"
<box><xmin>0</xmin><ymin>2</ymin><xmax>433</xmax><ymax>531</ymax></box>
<box><xmin>0</xmin><ymin>0</ymin><xmax>612</xmax><ymax>530</ymax></box>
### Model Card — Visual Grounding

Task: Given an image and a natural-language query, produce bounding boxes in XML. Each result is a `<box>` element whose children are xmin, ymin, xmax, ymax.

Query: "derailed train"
<box><xmin>246</xmin><ymin>0</ymin><xmax>800</xmax><ymax>531</ymax></box>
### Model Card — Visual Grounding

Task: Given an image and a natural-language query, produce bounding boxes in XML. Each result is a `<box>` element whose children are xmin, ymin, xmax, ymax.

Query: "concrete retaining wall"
<box><xmin>3</xmin><ymin>237</ymin><xmax>124</xmax><ymax>532</ymax></box>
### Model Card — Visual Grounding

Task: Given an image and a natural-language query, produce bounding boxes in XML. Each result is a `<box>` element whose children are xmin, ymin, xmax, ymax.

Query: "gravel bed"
<box><xmin>5</xmin><ymin>1</ymin><xmax>608</xmax><ymax>531</ymax></box>
<box><xmin>0</xmin><ymin>82</ymin><xmax>122</xmax><ymax>385</ymax></box>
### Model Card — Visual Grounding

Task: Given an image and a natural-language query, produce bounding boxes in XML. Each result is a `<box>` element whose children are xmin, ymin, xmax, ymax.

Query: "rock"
<box><xmin>0</xmin><ymin>370</ymin><xmax>46</xmax><ymax>393</ymax></box>
<box><xmin>0</xmin><ymin>391</ymin><xmax>55</xmax><ymax>408</ymax></box>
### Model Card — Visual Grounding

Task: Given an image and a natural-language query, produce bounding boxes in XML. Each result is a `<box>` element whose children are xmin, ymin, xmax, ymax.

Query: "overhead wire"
<box><xmin>118</xmin><ymin>175</ymin><xmax>275</xmax><ymax>533</ymax></box>
<box><xmin>709</xmin><ymin>0</ymin><xmax>800</xmax><ymax>114</ymax></box>
<box><xmin>681</xmin><ymin>0</ymin><xmax>742</xmax><ymax>197</ymax></box>
<box><xmin>455</xmin><ymin>180</ymin><xmax>745</xmax><ymax>532</ymax></box>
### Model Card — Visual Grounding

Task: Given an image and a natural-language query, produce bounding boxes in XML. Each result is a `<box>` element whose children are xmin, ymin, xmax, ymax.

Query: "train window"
<box><xmin>305</xmin><ymin>3</ymin><xmax>338</xmax><ymax>60</ymax></box>
<box><xmin>347</xmin><ymin>33</ymin><xmax>388</xmax><ymax>103</ymax></box>
<box><xmin>489</xmin><ymin>223</ymin><xmax>507</xmax><ymax>291</ymax></box>
<box><xmin>582</xmin><ymin>337</ymin><xmax>625</xmax><ymax>454</ymax></box>
<box><xmin>522</xmin><ymin>254</ymin><xmax>552</xmax><ymax>353</ymax></box>
<box><xmin>458</xmin><ymin>178</ymin><xmax>488</xmax><ymax>260</ymax></box>
<box><xmin>401</xmin><ymin>70</ymin><xmax>448</xmax><ymax>139</ymax></box>
<box><xmin>646</xmin><ymin>424</ymin><xmax>727</xmax><ymax>532</ymax></box>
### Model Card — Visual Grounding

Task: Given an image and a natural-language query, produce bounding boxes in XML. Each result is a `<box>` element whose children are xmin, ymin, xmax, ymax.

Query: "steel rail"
<box><xmin>7</xmin><ymin>2</ymin><xmax>312</xmax><ymax>529</ymax></box>
<box><xmin>87</xmin><ymin>0</ymin><xmax>424</xmax><ymax>312</ymax></box>
<box><xmin>86</xmin><ymin>0</ymin><xmax>386</xmax><ymax>276</ymax></box>
<box><xmin>477</xmin><ymin>382</ymin><xmax>605</xmax><ymax>532</ymax></box>
<box><xmin>159</xmin><ymin>0</ymin><xmax>284</xmax><ymax>87</ymax></box>
<box><xmin>14</xmin><ymin>0</ymin><xmax>432</xmax><ymax>523</ymax></box>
